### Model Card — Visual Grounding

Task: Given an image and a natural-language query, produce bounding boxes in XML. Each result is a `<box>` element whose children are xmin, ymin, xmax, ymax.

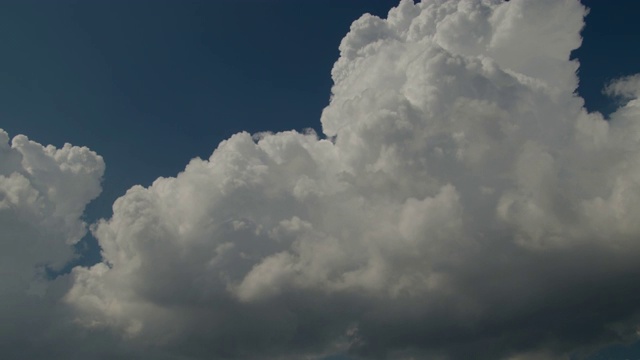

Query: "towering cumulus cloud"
<box><xmin>60</xmin><ymin>0</ymin><xmax>640</xmax><ymax>359</ymax></box>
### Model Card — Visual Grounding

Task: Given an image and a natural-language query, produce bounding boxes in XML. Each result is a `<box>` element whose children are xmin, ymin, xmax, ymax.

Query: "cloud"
<box><xmin>604</xmin><ymin>74</ymin><xmax>640</xmax><ymax>101</ymax></box>
<box><xmin>0</xmin><ymin>129</ymin><xmax>104</xmax><ymax>292</ymax></box>
<box><xmin>2</xmin><ymin>0</ymin><xmax>640</xmax><ymax>359</ymax></box>
<box><xmin>0</xmin><ymin>129</ymin><xmax>104</xmax><ymax>357</ymax></box>
<box><xmin>67</xmin><ymin>0</ymin><xmax>640</xmax><ymax>359</ymax></box>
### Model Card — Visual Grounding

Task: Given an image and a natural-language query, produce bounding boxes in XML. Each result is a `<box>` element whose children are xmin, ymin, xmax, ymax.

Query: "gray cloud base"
<box><xmin>3</xmin><ymin>0</ymin><xmax>640</xmax><ymax>359</ymax></box>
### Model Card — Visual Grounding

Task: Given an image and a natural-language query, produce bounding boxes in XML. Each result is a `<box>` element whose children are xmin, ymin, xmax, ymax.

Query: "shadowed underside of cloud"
<box><xmin>2</xmin><ymin>0</ymin><xmax>640</xmax><ymax>359</ymax></box>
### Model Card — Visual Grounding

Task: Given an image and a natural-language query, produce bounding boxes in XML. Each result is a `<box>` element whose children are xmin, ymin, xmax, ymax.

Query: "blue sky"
<box><xmin>2</xmin><ymin>1</ymin><xmax>640</xmax><ymax>359</ymax></box>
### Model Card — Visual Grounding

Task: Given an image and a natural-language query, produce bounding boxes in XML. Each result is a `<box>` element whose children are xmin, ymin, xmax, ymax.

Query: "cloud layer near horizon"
<box><xmin>3</xmin><ymin>0</ymin><xmax>640</xmax><ymax>359</ymax></box>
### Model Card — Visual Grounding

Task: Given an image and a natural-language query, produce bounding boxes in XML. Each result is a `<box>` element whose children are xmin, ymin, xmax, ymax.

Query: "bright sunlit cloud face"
<box><xmin>3</xmin><ymin>0</ymin><xmax>640</xmax><ymax>359</ymax></box>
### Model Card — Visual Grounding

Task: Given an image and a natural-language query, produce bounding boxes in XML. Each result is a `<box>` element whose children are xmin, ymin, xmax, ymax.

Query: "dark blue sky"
<box><xmin>0</xmin><ymin>1</ymin><xmax>639</xmax><ymax>357</ymax></box>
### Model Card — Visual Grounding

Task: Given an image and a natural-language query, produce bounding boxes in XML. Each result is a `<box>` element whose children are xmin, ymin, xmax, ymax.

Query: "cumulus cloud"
<box><xmin>0</xmin><ymin>129</ymin><xmax>104</xmax><ymax>356</ymax></box>
<box><xmin>66</xmin><ymin>0</ymin><xmax>640</xmax><ymax>359</ymax></box>
<box><xmin>2</xmin><ymin>0</ymin><xmax>639</xmax><ymax>359</ymax></box>
<box><xmin>0</xmin><ymin>129</ymin><xmax>104</xmax><ymax>292</ymax></box>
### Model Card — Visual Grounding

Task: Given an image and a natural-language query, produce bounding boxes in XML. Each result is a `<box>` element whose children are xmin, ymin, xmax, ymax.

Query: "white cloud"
<box><xmin>604</xmin><ymin>74</ymin><xmax>640</xmax><ymax>101</ymax></box>
<box><xmin>67</xmin><ymin>1</ymin><xmax>640</xmax><ymax>359</ymax></box>
<box><xmin>0</xmin><ymin>129</ymin><xmax>104</xmax><ymax>356</ymax></box>
<box><xmin>0</xmin><ymin>130</ymin><xmax>104</xmax><ymax>292</ymax></box>
<box><xmin>1</xmin><ymin>0</ymin><xmax>639</xmax><ymax>359</ymax></box>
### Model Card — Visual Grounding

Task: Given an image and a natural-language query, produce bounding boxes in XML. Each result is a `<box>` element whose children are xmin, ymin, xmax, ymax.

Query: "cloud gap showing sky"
<box><xmin>2</xmin><ymin>0</ymin><xmax>640</xmax><ymax>359</ymax></box>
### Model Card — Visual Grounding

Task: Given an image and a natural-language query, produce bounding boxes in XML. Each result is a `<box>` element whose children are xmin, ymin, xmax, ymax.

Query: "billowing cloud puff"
<box><xmin>59</xmin><ymin>0</ymin><xmax>640</xmax><ymax>359</ymax></box>
<box><xmin>0</xmin><ymin>129</ymin><xmax>104</xmax><ymax>355</ymax></box>
<box><xmin>0</xmin><ymin>129</ymin><xmax>104</xmax><ymax>292</ymax></box>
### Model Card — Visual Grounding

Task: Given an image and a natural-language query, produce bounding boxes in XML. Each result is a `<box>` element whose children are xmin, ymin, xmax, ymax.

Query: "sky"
<box><xmin>1</xmin><ymin>0</ymin><xmax>640</xmax><ymax>359</ymax></box>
